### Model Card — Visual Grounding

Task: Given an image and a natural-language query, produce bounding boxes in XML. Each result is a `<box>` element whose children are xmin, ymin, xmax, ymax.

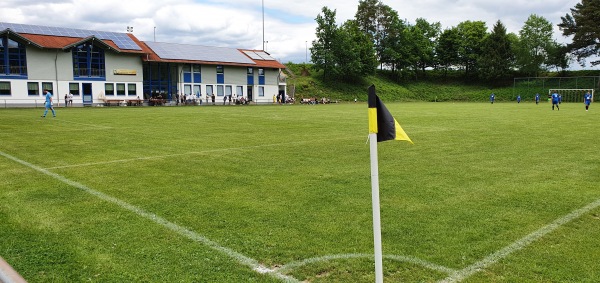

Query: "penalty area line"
<box><xmin>438</xmin><ymin>197</ymin><xmax>600</xmax><ymax>283</ymax></box>
<box><xmin>0</xmin><ymin>150</ymin><xmax>299</xmax><ymax>283</ymax></box>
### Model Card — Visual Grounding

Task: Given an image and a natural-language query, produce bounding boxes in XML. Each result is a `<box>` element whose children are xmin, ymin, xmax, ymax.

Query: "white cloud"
<box><xmin>0</xmin><ymin>0</ymin><xmax>595</xmax><ymax>68</ymax></box>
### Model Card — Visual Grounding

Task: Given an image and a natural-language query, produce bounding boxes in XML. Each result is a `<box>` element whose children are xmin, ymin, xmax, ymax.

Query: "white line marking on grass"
<box><xmin>278</xmin><ymin>253</ymin><xmax>457</xmax><ymax>275</ymax></box>
<box><xmin>0</xmin><ymin>150</ymin><xmax>300</xmax><ymax>283</ymax></box>
<box><xmin>438</xmin><ymin>197</ymin><xmax>600</xmax><ymax>283</ymax></box>
<box><xmin>52</xmin><ymin>118</ymin><xmax>113</xmax><ymax>129</ymax></box>
<box><xmin>45</xmin><ymin>136</ymin><xmax>357</xmax><ymax>170</ymax></box>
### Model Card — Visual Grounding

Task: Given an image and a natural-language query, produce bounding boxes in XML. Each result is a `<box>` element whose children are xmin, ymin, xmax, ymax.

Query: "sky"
<box><xmin>0</xmin><ymin>0</ymin><xmax>595</xmax><ymax>69</ymax></box>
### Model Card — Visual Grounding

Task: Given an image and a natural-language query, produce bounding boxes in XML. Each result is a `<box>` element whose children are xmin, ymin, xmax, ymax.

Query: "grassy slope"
<box><xmin>286</xmin><ymin>64</ymin><xmax>599</xmax><ymax>103</ymax></box>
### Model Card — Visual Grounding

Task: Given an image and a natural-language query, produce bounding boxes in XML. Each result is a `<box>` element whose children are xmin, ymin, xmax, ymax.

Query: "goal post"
<box><xmin>548</xmin><ymin>89</ymin><xmax>594</xmax><ymax>103</ymax></box>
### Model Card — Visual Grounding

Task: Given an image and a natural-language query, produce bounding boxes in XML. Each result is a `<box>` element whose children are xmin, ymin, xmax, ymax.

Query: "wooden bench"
<box><xmin>149</xmin><ymin>98</ymin><xmax>166</xmax><ymax>106</ymax></box>
<box><xmin>105</xmin><ymin>99</ymin><xmax>123</xmax><ymax>106</ymax></box>
<box><xmin>127</xmin><ymin>99</ymin><xmax>144</xmax><ymax>106</ymax></box>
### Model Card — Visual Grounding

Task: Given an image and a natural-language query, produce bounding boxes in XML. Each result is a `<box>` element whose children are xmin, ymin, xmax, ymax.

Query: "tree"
<box><xmin>558</xmin><ymin>0</ymin><xmax>600</xmax><ymax>66</ymax></box>
<box><xmin>312</xmin><ymin>7</ymin><xmax>376</xmax><ymax>81</ymax></box>
<box><xmin>410</xmin><ymin>18</ymin><xmax>441</xmax><ymax>74</ymax></box>
<box><xmin>545</xmin><ymin>42</ymin><xmax>572</xmax><ymax>72</ymax></box>
<box><xmin>456</xmin><ymin>21</ymin><xmax>488</xmax><ymax>78</ymax></box>
<box><xmin>333</xmin><ymin>20</ymin><xmax>378</xmax><ymax>80</ymax></box>
<box><xmin>478</xmin><ymin>20</ymin><xmax>514</xmax><ymax>81</ymax></box>
<box><xmin>355</xmin><ymin>0</ymin><xmax>398</xmax><ymax>68</ymax></box>
<box><xmin>515</xmin><ymin>14</ymin><xmax>554</xmax><ymax>76</ymax></box>
<box><xmin>311</xmin><ymin>7</ymin><xmax>338</xmax><ymax>79</ymax></box>
<box><xmin>436</xmin><ymin>27</ymin><xmax>461</xmax><ymax>75</ymax></box>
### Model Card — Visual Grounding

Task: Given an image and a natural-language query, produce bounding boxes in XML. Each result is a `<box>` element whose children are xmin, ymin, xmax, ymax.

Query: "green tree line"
<box><xmin>309</xmin><ymin>0</ymin><xmax>600</xmax><ymax>83</ymax></box>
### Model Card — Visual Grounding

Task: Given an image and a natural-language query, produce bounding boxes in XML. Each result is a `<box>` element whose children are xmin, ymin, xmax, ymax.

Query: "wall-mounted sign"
<box><xmin>113</xmin><ymin>69</ymin><xmax>137</xmax><ymax>75</ymax></box>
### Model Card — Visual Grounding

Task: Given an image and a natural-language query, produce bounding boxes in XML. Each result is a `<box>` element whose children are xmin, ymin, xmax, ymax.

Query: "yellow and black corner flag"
<box><xmin>368</xmin><ymin>85</ymin><xmax>413</xmax><ymax>143</ymax></box>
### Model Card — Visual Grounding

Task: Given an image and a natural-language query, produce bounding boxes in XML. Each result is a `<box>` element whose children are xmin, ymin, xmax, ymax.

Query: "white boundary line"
<box><xmin>438</xmin><ymin>197</ymin><xmax>600</xmax><ymax>283</ymax></box>
<box><xmin>0</xmin><ymin>150</ymin><xmax>300</xmax><ymax>283</ymax></box>
<box><xmin>278</xmin><ymin>253</ymin><xmax>457</xmax><ymax>275</ymax></box>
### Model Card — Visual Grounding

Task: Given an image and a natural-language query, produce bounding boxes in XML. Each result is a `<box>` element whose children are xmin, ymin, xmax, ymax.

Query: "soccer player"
<box><xmin>535</xmin><ymin>93</ymin><xmax>540</xmax><ymax>105</ymax></box>
<box><xmin>490</xmin><ymin>93</ymin><xmax>495</xmax><ymax>104</ymax></box>
<box><xmin>584</xmin><ymin>91</ymin><xmax>592</xmax><ymax>111</ymax></box>
<box><xmin>41</xmin><ymin>89</ymin><xmax>56</xmax><ymax>117</ymax></box>
<box><xmin>517</xmin><ymin>95</ymin><xmax>521</xmax><ymax>103</ymax></box>
<box><xmin>551</xmin><ymin>91</ymin><xmax>560</xmax><ymax>111</ymax></box>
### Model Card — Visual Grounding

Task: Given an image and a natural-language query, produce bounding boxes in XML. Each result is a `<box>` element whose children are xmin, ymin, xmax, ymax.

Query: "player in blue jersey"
<box><xmin>41</xmin><ymin>89</ymin><xmax>56</xmax><ymax>117</ymax></box>
<box><xmin>584</xmin><ymin>91</ymin><xmax>592</xmax><ymax>111</ymax></box>
<box><xmin>551</xmin><ymin>92</ymin><xmax>560</xmax><ymax>110</ymax></box>
<box><xmin>517</xmin><ymin>95</ymin><xmax>521</xmax><ymax>103</ymax></box>
<box><xmin>490</xmin><ymin>93</ymin><xmax>495</xmax><ymax>104</ymax></box>
<box><xmin>535</xmin><ymin>93</ymin><xmax>540</xmax><ymax>105</ymax></box>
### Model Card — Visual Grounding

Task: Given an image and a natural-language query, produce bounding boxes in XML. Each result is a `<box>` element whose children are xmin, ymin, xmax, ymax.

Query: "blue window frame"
<box><xmin>72</xmin><ymin>43</ymin><xmax>105</xmax><ymax>80</ymax></box>
<box><xmin>258</xmin><ymin>68</ymin><xmax>265</xmax><ymax>85</ymax></box>
<box><xmin>247</xmin><ymin>67</ymin><xmax>254</xmax><ymax>85</ymax></box>
<box><xmin>193</xmin><ymin>65</ymin><xmax>201</xmax><ymax>83</ymax></box>
<box><xmin>216</xmin><ymin>65</ymin><xmax>224</xmax><ymax>84</ymax></box>
<box><xmin>183</xmin><ymin>65</ymin><xmax>191</xmax><ymax>83</ymax></box>
<box><xmin>0</xmin><ymin>36</ymin><xmax>27</xmax><ymax>77</ymax></box>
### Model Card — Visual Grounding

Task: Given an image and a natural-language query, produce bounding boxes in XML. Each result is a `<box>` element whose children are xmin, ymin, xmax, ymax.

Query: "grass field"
<box><xmin>1</xmin><ymin>101</ymin><xmax>599</xmax><ymax>282</ymax></box>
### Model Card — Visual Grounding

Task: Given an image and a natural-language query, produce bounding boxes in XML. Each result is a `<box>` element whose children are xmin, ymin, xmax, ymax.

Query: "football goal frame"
<box><xmin>548</xmin><ymin>89</ymin><xmax>594</xmax><ymax>103</ymax></box>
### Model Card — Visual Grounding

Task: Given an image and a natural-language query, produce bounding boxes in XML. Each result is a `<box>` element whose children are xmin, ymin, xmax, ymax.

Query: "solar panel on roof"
<box><xmin>0</xmin><ymin>22</ymin><xmax>141</xmax><ymax>51</ymax></box>
<box><xmin>254</xmin><ymin>51</ymin><xmax>275</xmax><ymax>60</ymax></box>
<box><xmin>243</xmin><ymin>51</ymin><xmax>263</xmax><ymax>60</ymax></box>
<box><xmin>145</xmin><ymin>41</ymin><xmax>256</xmax><ymax>65</ymax></box>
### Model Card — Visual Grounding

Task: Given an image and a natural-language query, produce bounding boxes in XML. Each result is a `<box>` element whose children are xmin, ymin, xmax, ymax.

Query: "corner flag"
<box><xmin>368</xmin><ymin>85</ymin><xmax>413</xmax><ymax>143</ymax></box>
<box><xmin>367</xmin><ymin>85</ymin><xmax>412</xmax><ymax>283</ymax></box>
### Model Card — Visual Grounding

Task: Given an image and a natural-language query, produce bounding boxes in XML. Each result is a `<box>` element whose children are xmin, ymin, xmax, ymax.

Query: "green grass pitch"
<box><xmin>1</xmin><ymin>101</ymin><xmax>599</xmax><ymax>282</ymax></box>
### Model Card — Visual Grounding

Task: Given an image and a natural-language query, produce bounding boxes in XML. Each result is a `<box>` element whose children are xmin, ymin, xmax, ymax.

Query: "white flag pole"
<box><xmin>369</xmin><ymin>132</ymin><xmax>384</xmax><ymax>283</ymax></box>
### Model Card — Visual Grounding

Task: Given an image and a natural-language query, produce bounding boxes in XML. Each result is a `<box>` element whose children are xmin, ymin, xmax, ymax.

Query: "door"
<box><xmin>82</xmin><ymin>83</ymin><xmax>93</xmax><ymax>106</ymax></box>
<box><xmin>247</xmin><ymin>86</ymin><xmax>253</xmax><ymax>102</ymax></box>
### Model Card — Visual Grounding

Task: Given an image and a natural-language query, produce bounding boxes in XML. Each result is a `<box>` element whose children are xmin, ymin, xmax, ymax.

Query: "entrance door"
<box><xmin>82</xmin><ymin>83</ymin><xmax>93</xmax><ymax>106</ymax></box>
<box><xmin>247</xmin><ymin>86</ymin><xmax>253</xmax><ymax>102</ymax></box>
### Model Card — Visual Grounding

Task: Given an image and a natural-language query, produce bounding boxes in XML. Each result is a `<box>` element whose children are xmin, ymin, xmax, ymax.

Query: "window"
<box><xmin>0</xmin><ymin>81</ymin><xmax>11</xmax><ymax>95</ymax></box>
<box><xmin>217</xmin><ymin>85</ymin><xmax>224</xmax><ymax>96</ymax></box>
<box><xmin>206</xmin><ymin>85</ymin><xmax>213</xmax><ymax>96</ymax></box>
<box><xmin>105</xmin><ymin>83</ymin><xmax>114</xmax><ymax>95</ymax></box>
<box><xmin>0</xmin><ymin>37</ymin><xmax>27</xmax><ymax>76</ymax></box>
<box><xmin>258</xmin><ymin>86</ymin><xmax>264</xmax><ymax>97</ymax></box>
<box><xmin>226</xmin><ymin>85</ymin><xmax>232</xmax><ymax>96</ymax></box>
<box><xmin>28</xmin><ymin>82</ymin><xmax>39</xmax><ymax>96</ymax></box>
<box><xmin>184</xmin><ymin>84</ymin><xmax>191</xmax><ymax>95</ymax></box>
<box><xmin>258</xmin><ymin>68</ymin><xmax>265</xmax><ymax>85</ymax></box>
<box><xmin>69</xmin><ymin>83</ymin><xmax>80</xmax><ymax>96</ymax></box>
<box><xmin>193</xmin><ymin>85</ymin><xmax>201</xmax><ymax>97</ymax></box>
<box><xmin>127</xmin><ymin>84</ymin><xmax>136</xmax><ymax>96</ymax></box>
<box><xmin>193</xmin><ymin>65</ymin><xmax>201</xmax><ymax>83</ymax></box>
<box><xmin>183</xmin><ymin>64</ymin><xmax>191</xmax><ymax>83</ymax></box>
<box><xmin>236</xmin><ymin>86</ymin><xmax>243</xmax><ymax>97</ymax></box>
<box><xmin>73</xmin><ymin>43</ymin><xmax>105</xmax><ymax>78</ymax></box>
<box><xmin>247</xmin><ymin>67</ymin><xmax>253</xmax><ymax>74</ymax></box>
<box><xmin>116</xmin><ymin>83</ymin><xmax>125</xmax><ymax>95</ymax></box>
<box><xmin>42</xmin><ymin>82</ymin><xmax>53</xmax><ymax>93</ymax></box>
<box><xmin>216</xmin><ymin>65</ymin><xmax>224</xmax><ymax>84</ymax></box>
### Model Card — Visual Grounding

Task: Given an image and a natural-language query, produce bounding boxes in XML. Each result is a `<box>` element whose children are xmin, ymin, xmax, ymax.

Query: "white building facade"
<box><xmin>0</xmin><ymin>22</ymin><xmax>286</xmax><ymax>107</ymax></box>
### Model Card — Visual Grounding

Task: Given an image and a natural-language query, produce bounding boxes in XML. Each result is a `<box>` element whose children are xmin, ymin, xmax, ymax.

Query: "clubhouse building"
<box><xmin>0</xmin><ymin>22</ymin><xmax>287</xmax><ymax>106</ymax></box>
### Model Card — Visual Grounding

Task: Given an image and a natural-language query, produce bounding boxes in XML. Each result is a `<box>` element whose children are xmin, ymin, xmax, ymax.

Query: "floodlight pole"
<box><xmin>262</xmin><ymin>0</ymin><xmax>265</xmax><ymax>51</ymax></box>
<box><xmin>154</xmin><ymin>26</ymin><xmax>156</xmax><ymax>42</ymax></box>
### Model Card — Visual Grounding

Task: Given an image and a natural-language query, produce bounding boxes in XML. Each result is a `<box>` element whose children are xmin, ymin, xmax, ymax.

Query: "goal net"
<box><xmin>548</xmin><ymin>89</ymin><xmax>594</xmax><ymax>103</ymax></box>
